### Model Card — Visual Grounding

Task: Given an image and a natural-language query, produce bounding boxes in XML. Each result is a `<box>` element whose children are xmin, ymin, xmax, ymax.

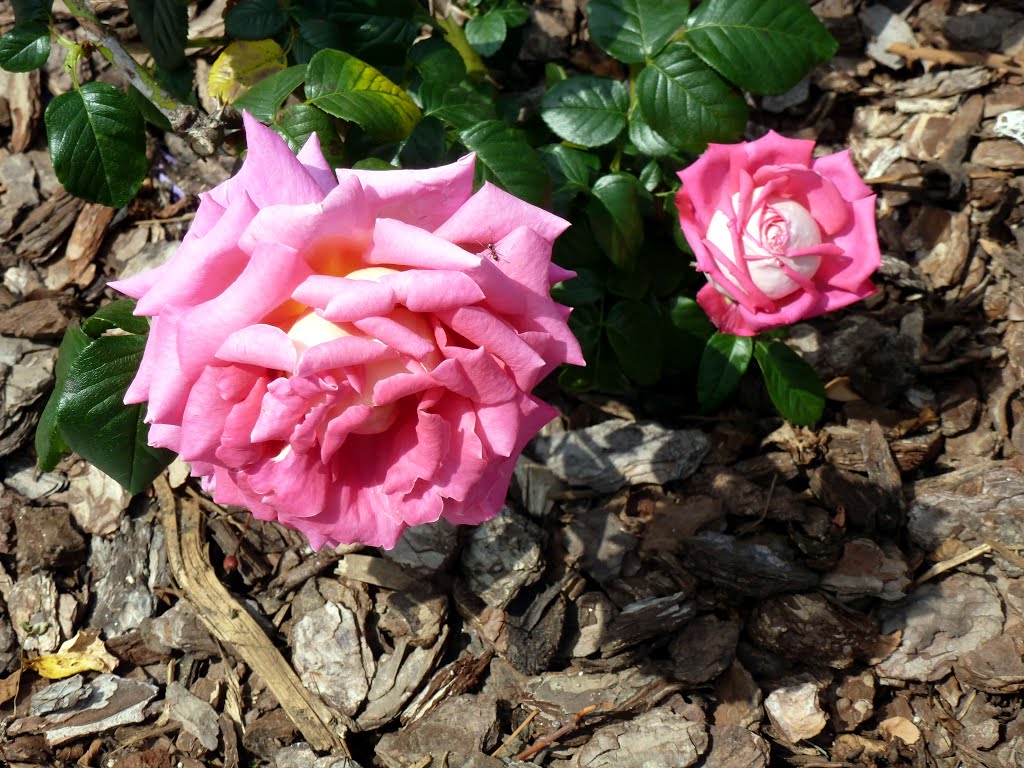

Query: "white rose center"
<box><xmin>705</xmin><ymin>191</ymin><xmax>823</xmax><ymax>301</ymax></box>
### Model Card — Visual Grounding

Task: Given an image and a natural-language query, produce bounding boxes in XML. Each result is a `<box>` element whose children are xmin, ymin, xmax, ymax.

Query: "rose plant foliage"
<box><xmin>98</xmin><ymin>114</ymin><xmax>581</xmax><ymax>549</ymax></box>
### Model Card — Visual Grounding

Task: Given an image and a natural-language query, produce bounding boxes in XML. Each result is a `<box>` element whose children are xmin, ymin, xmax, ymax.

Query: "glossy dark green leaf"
<box><xmin>409</xmin><ymin>36</ymin><xmax>466</xmax><ymax>83</ymax></box>
<box><xmin>586</xmin><ymin>0</ymin><xmax>689</xmax><ymax>63</ymax></box>
<box><xmin>45</xmin><ymin>82</ymin><xmax>148</xmax><ymax>208</ymax></box>
<box><xmin>35</xmin><ymin>324</ymin><xmax>90</xmax><ymax>472</ymax></box>
<box><xmin>273</xmin><ymin>104</ymin><xmax>343</xmax><ymax>165</ymax></box>
<box><xmin>494</xmin><ymin>0</ymin><xmax>529</xmax><ymax>28</ymax></box>
<box><xmin>754</xmin><ymin>339</ymin><xmax>825</xmax><ymax>425</ymax></box>
<box><xmin>669</xmin><ymin>296</ymin><xmax>714</xmax><ymax>340</ymax></box>
<box><xmin>587</xmin><ymin>172</ymin><xmax>644</xmax><ymax>272</ymax></box>
<box><xmin>606</xmin><ymin>300</ymin><xmax>663</xmax><ymax>386</ymax></box>
<box><xmin>686</xmin><ymin>0</ymin><xmax>838</xmax><ymax>95</ymax></box>
<box><xmin>12</xmin><ymin>0</ymin><xmax>51</xmax><ymax>23</ymax></box>
<box><xmin>552</xmin><ymin>268</ymin><xmax>603</xmax><ymax>307</ymax></box>
<box><xmin>541</xmin><ymin>76</ymin><xmax>628</xmax><ymax>148</ymax></box>
<box><xmin>419</xmin><ymin>80</ymin><xmax>496</xmax><ymax>130</ymax></box>
<box><xmin>465</xmin><ymin>10</ymin><xmax>507</xmax><ymax>57</ymax></box>
<box><xmin>398</xmin><ymin>116</ymin><xmax>447</xmax><ymax>168</ymax></box>
<box><xmin>56</xmin><ymin>334</ymin><xmax>175</xmax><ymax>495</ymax></box>
<box><xmin>305</xmin><ymin>48</ymin><xmax>420</xmax><ymax>141</ymax></box>
<box><xmin>627</xmin><ymin>108</ymin><xmax>676</xmax><ymax>157</ymax></box>
<box><xmin>234</xmin><ymin>64</ymin><xmax>307</xmax><ymax>123</ymax></box>
<box><xmin>635</xmin><ymin>42</ymin><xmax>746</xmax><ymax>152</ymax></box>
<box><xmin>459</xmin><ymin>120</ymin><xmax>547</xmax><ymax>205</ymax></box>
<box><xmin>80</xmin><ymin>299</ymin><xmax>149</xmax><ymax>338</ymax></box>
<box><xmin>294</xmin><ymin>18</ymin><xmax>345</xmax><ymax>61</ymax></box>
<box><xmin>126</xmin><ymin>0</ymin><xmax>187</xmax><ymax>70</ymax></box>
<box><xmin>697</xmin><ymin>332</ymin><xmax>752</xmax><ymax>411</ymax></box>
<box><xmin>225</xmin><ymin>0</ymin><xmax>287</xmax><ymax>40</ymax></box>
<box><xmin>0</xmin><ymin>22</ymin><xmax>50</xmax><ymax>72</ymax></box>
<box><xmin>328</xmin><ymin>0</ymin><xmax>428</xmax><ymax>66</ymax></box>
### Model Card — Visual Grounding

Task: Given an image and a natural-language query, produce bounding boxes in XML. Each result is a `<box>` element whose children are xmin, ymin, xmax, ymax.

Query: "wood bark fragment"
<box><xmin>154</xmin><ymin>477</ymin><xmax>351</xmax><ymax>756</ymax></box>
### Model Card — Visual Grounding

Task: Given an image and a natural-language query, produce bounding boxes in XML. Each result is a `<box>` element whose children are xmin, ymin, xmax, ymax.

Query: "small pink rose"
<box><xmin>112</xmin><ymin>113</ymin><xmax>583</xmax><ymax>549</ymax></box>
<box><xmin>675</xmin><ymin>131</ymin><xmax>880</xmax><ymax>336</ymax></box>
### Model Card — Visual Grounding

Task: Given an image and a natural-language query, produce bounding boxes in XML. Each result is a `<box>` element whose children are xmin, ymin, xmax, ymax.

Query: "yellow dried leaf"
<box><xmin>208</xmin><ymin>39</ymin><xmax>287</xmax><ymax>104</ymax></box>
<box><xmin>23</xmin><ymin>630</ymin><xmax>118</xmax><ymax>680</ymax></box>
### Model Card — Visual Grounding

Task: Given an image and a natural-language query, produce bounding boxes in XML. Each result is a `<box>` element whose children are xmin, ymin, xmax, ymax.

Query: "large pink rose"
<box><xmin>676</xmin><ymin>131</ymin><xmax>880</xmax><ymax>336</ymax></box>
<box><xmin>111</xmin><ymin>113</ymin><xmax>583</xmax><ymax>549</ymax></box>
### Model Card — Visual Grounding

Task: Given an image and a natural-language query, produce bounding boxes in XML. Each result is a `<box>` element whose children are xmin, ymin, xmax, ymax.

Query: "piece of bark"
<box><xmin>831</xmin><ymin>671</ymin><xmax>876</xmax><ymax>732</ymax></box>
<box><xmin>139</xmin><ymin>601</ymin><xmax>219</xmax><ymax>659</ymax></box>
<box><xmin>89</xmin><ymin>516</ymin><xmax>160</xmax><ymax>637</ymax></box>
<box><xmin>562</xmin><ymin>507</ymin><xmax>638</xmax><ymax>585</ymax></box>
<box><xmin>0</xmin><ymin>69</ymin><xmax>41</xmax><ymax>152</ymax></box>
<box><xmin>461</xmin><ymin>512</ymin><xmax>544</xmax><ymax>609</ymax></box>
<box><xmin>0</xmin><ymin>298</ymin><xmax>68</xmax><ymax>339</ymax></box>
<box><xmin>8</xmin><ymin>570</ymin><xmax>60</xmax><ymax>653</ymax></box>
<box><xmin>713</xmin><ymin>660</ymin><xmax>762</xmax><ymax>729</ymax></box>
<box><xmin>358</xmin><ymin>626</ymin><xmax>449</xmax><ymax>730</ymax></box>
<box><xmin>376</xmin><ymin>693</ymin><xmax>499</xmax><ymax>766</ymax></box>
<box><xmin>167</xmin><ymin>681</ymin><xmax>219</xmax><ymax>751</ymax></box>
<box><xmin>877</xmin><ymin>573</ymin><xmax>1003</xmax><ymax>682</ymax></box>
<box><xmin>275</xmin><ymin>743</ymin><xmax>366</xmax><ymax>768</ymax></box>
<box><xmin>522</xmin><ymin>666</ymin><xmax>660</xmax><ymax>731</ymax></box>
<box><xmin>765</xmin><ymin>682</ymin><xmax>827</xmax><ymax>742</ymax></box>
<box><xmin>533</xmin><ymin>418</ymin><xmax>709</xmax><ymax>492</ymax></box>
<box><xmin>679</xmin><ymin>532</ymin><xmax>818</xmax><ymax>597</ymax></box>
<box><xmin>907</xmin><ymin>459</ymin><xmax>1024</xmax><ymax>550</ymax></box>
<box><xmin>598</xmin><ymin>592</ymin><xmax>694</xmax><ymax>657</ymax></box>
<box><xmin>55</xmin><ymin>461</ymin><xmax>132</xmax><ymax>536</ymax></box>
<box><xmin>381</xmin><ymin>518</ymin><xmax>458</xmax><ymax>576</ymax></box>
<box><xmin>14</xmin><ymin>505</ymin><xmax>86</xmax><ymax>573</ymax></box>
<box><xmin>570</xmin><ymin>707</ymin><xmax>708</xmax><ymax>768</ymax></box>
<box><xmin>820</xmin><ymin>539</ymin><xmax>910</xmax><ymax>601</ymax></box>
<box><xmin>749</xmin><ymin>593</ymin><xmax>879</xmax><ymax>669</ymax></box>
<box><xmin>292</xmin><ymin>601</ymin><xmax>372</xmax><ymax>717</ymax></box>
<box><xmin>0</xmin><ymin>336</ymin><xmax>56</xmax><ymax>458</ymax></box>
<box><xmin>668</xmin><ymin>614</ymin><xmax>739</xmax><ymax>686</ymax></box>
<box><xmin>12</xmin><ymin>188</ymin><xmax>84</xmax><ymax>262</ymax></box>
<box><xmin>566</xmin><ymin>591</ymin><xmax>617</xmax><ymax>659</ymax></box>
<box><xmin>44</xmin><ymin>203</ymin><xmax>114</xmax><ymax>290</ymax></box>
<box><xmin>10</xmin><ymin>674</ymin><xmax>157</xmax><ymax>745</ymax></box>
<box><xmin>702</xmin><ymin>725</ymin><xmax>769</xmax><ymax>768</ymax></box>
<box><xmin>955</xmin><ymin>634</ymin><xmax>1024</xmax><ymax>694</ymax></box>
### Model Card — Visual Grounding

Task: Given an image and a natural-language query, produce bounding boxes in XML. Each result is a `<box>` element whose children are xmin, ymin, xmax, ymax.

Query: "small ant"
<box><xmin>472</xmin><ymin>239</ymin><xmax>504</xmax><ymax>262</ymax></box>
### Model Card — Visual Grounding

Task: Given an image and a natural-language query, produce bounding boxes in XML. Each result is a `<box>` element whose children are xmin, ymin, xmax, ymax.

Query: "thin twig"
<box><xmin>492</xmin><ymin>709</ymin><xmax>539</xmax><ymax>757</ymax></box>
<box><xmin>886</xmin><ymin>42</ymin><xmax>1024</xmax><ymax>76</ymax></box>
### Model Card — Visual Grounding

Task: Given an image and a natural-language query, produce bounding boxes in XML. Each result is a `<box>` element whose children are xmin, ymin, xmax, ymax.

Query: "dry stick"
<box><xmin>491</xmin><ymin>708</ymin><xmax>539</xmax><ymax>757</ymax></box>
<box><xmin>886</xmin><ymin>42</ymin><xmax>1024</xmax><ymax>77</ymax></box>
<box><xmin>154</xmin><ymin>477</ymin><xmax>352</xmax><ymax>756</ymax></box>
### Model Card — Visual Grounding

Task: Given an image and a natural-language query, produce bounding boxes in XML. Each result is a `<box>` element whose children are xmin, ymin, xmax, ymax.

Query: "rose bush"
<box><xmin>675</xmin><ymin>131</ymin><xmax>880</xmax><ymax>336</ymax></box>
<box><xmin>112</xmin><ymin>114</ymin><xmax>583</xmax><ymax>549</ymax></box>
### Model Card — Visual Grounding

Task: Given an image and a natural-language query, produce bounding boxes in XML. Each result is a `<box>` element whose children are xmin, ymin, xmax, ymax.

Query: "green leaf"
<box><xmin>80</xmin><ymin>299</ymin><xmax>150</xmax><ymax>338</ymax></box>
<box><xmin>540</xmin><ymin>76</ymin><xmax>628</xmax><ymax>148</ymax></box>
<box><xmin>586</xmin><ymin>0</ymin><xmax>689</xmax><ymax>63</ymax></box>
<box><xmin>465</xmin><ymin>10</ymin><xmax>507</xmax><ymax>57</ymax></box>
<box><xmin>698</xmin><ymin>332</ymin><xmax>752</xmax><ymax>411</ymax></box>
<box><xmin>540</xmin><ymin>144</ymin><xmax>599</xmax><ymax>204</ymax></box>
<box><xmin>273</xmin><ymin>104</ymin><xmax>343</xmax><ymax>164</ymax></box>
<box><xmin>12</xmin><ymin>0</ymin><xmax>51</xmax><ymax>23</ymax></box>
<box><xmin>293</xmin><ymin>19</ymin><xmax>344</xmax><ymax>63</ymax></box>
<box><xmin>606</xmin><ymin>300</ymin><xmax>663</xmax><ymax>386</ymax></box>
<box><xmin>587</xmin><ymin>172</ymin><xmax>644</xmax><ymax>272</ymax></box>
<box><xmin>669</xmin><ymin>296</ymin><xmax>714</xmax><ymax>340</ymax></box>
<box><xmin>409</xmin><ymin>36</ymin><xmax>466</xmax><ymax>84</ymax></box>
<box><xmin>225</xmin><ymin>0</ymin><xmax>287</xmax><ymax>40</ymax></box>
<box><xmin>126</xmin><ymin>0</ymin><xmax>187</xmax><ymax>70</ymax></box>
<box><xmin>493</xmin><ymin>0</ymin><xmax>529</xmax><ymax>28</ymax></box>
<box><xmin>234</xmin><ymin>64</ymin><xmax>307</xmax><ymax>123</ymax></box>
<box><xmin>459</xmin><ymin>120</ymin><xmax>547</xmax><ymax>206</ymax></box>
<box><xmin>685</xmin><ymin>0</ymin><xmax>838</xmax><ymax>95</ymax></box>
<box><xmin>635</xmin><ymin>42</ymin><xmax>746</xmax><ymax>153</ymax></box>
<box><xmin>0</xmin><ymin>23</ymin><xmax>50</xmax><ymax>73</ymax></box>
<box><xmin>638</xmin><ymin>158</ymin><xmax>661</xmax><ymax>191</ymax></box>
<box><xmin>35</xmin><ymin>324</ymin><xmax>90</xmax><ymax>472</ymax></box>
<box><xmin>551</xmin><ymin>267</ymin><xmax>603</xmax><ymax>307</ymax></box>
<box><xmin>56</xmin><ymin>334</ymin><xmax>175</xmax><ymax>495</ymax></box>
<box><xmin>627</xmin><ymin>108</ymin><xmax>676</xmax><ymax>157</ymax></box>
<box><xmin>305</xmin><ymin>48</ymin><xmax>420</xmax><ymax>141</ymax></box>
<box><xmin>419</xmin><ymin>80</ymin><xmax>496</xmax><ymax>130</ymax></box>
<box><xmin>328</xmin><ymin>0</ymin><xmax>428</xmax><ymax>66</ymax></box>
<box><xmin>45</xmin><ymin>82</ymin><xmax>148</xmax><ymax>208</ymax></box>
<box><xmin>754</xmin><ymin>339</ymin><xmax>825</xmax><ymax>425</ymax></box>
<box><xmin>397</xmin><ymin>116</ymin><xmax>446</xmax><ymax>168</ymax></box>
